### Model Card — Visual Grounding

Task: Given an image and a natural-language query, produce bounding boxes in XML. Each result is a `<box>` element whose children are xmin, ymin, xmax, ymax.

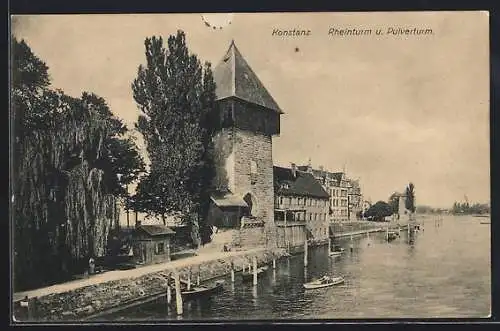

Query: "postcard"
<box><xmin>10</xmin><ymin>12</ymin><xmax>490</xmax><ymax>322</ymax></box>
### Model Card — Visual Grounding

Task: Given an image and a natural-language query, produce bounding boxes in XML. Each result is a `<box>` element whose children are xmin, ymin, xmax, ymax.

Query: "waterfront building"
<box><xmin>207</xmin><ymin>40</ymin><xmax>283</xmax><ymax>249</ymax></box>
<box><xmin>298</xmin><ymin>164</ymin><xmax>350</xmax><ymax>223</ymax></box>
<box><xmin>132</xmin><ymin>222</ymin><xmax>175</xmax><ymax>265</ymax></box>
<box><xmin>347</xmin><ymin>178</ymin><xmax>363</xmax><ymax>220</ymax></box>
<box><xmin>274</xmin><ymin>164</ymin><xmax>331</xmax><ymax>247</ymax></box>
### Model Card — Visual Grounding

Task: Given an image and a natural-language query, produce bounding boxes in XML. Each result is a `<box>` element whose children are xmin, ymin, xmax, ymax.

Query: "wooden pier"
<box><xmin>331</xmin><ymin>227</ymin><xmax>384</xmax><ymax>239</ymax></box>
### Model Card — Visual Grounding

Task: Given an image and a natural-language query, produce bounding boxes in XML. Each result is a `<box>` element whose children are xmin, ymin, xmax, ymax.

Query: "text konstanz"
<box><xmin>272</xmin><ymin>28</ymin><xmax>312</xmax><ymax>37</ymax></box>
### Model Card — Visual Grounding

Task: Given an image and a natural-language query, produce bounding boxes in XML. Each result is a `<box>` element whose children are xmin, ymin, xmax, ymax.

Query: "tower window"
<box><xmin>250</xmin><ymin>160</ymin><xmax>257</xmax><ymax>174</ymax></box>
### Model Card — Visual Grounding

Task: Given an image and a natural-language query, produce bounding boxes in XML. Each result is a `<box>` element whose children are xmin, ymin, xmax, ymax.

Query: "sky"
<box><xmin>11</xmin><ymin>12</ymin><xmax>490</xmax><ymax>208</ymax></box>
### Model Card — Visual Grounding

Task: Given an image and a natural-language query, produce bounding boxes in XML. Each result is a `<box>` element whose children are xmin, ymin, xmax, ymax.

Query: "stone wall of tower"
<box><xmin>212</xmin><ymin>127</ymin><xmax>275</xmax><ymax>229</ymax></box>
<box><xmin>232</xmin><ymin>129</ymin><xmax>274</xmax><ymax>227</ymax></box>
<box><xmin>212</xmin><ymin>128</ymin><xmax>235</xmax><ymax>193</ymax></box>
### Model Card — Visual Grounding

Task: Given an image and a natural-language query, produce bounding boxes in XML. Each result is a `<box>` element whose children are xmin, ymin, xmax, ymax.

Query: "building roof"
<box><xmin>274</xmin><ymin>166</ymin><xmax>330</xmax><ymax>199</ymax></box>
<box><xmin>137</xmin><ymin>225</ymin><xmax>175</xmax><ymax>237</ymax></box>
<box><xmin>211</xmin><ymin>193</ymin><xmax>249</xmax><ymax>208</ymax></box>
<box><xmin>213</xmin><ymin>40</ymin><xmax>283</xmax><ymax>114</ymax></box>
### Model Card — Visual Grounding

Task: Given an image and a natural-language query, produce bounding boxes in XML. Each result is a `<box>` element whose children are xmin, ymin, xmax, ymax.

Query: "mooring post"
<box><xmin>230</xmin><ymin>261</ymin><xmax>235</xmax><ymax>283</ymax></box>
<box><xmin>187</xmin><ymin>267</ymin><xmax>192</xmax><ymax>291</ymax></box>
<box><xmin>272</xmin><ymin>255</ymin><xmax>276</xmax><ymax>270</ymax></box>
<box><xmin>196</xmin><ymin>268</ymin><xmax>201</xmax><ymax>286</ymax></box>
<box><xmin>304</xmin><ymin>240</ymin><xmax>308</xmax><ymax>267</ymax></box>
<box><xmin>166</xmin><ymin>277</ymin><xmax>172</xmax><ymax>305</ymax></box>
<box><xmin>252</xmin><ymin>256</ymin><xmax>258</xmax><ymax>286</ymax></box>
<box><xmin>174</xmin><ymin>272</ymin><xmax>183</xmax><ymax>315</ymax></box>
<box><xmin>328</xmin><ymin>237</ymin><xmax>331</xmax><ymax>253</ymax></box>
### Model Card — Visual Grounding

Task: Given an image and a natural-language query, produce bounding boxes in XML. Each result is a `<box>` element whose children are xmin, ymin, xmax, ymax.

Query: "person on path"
<box><xmin>88</xmin><ymin>257</ymin><xmax>95</xmax><ymax>275</ymax></box>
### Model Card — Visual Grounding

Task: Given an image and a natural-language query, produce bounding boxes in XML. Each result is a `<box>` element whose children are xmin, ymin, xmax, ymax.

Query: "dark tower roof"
<box><xmin>213</xmin><ymin>40</ymin><xmax>284</xmax><ymax>114</ymax></box>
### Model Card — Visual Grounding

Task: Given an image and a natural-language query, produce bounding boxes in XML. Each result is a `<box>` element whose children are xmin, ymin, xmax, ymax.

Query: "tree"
<box><xmin>131</xmin><ymin>31</ymin><xmax>217</xmax><ymax>247</ymax></box>
<box><xmin>364</xmin><ymin>201</ymin><xmax>393</xmax><ymax>221</ymax></box>
<box><xmin>388</xmin><ymin>192</ymin><xmax>400</xmax><ymax>214</ymax></box>
<box><xmin>405</xmin><ymin>182</ymin><xmax>416</xmax><ymax>213</ymax></box>
<box><xmin>11</xmin><ymin>38</ymin><xmax>144</xmax><ymax>290</ymax></box>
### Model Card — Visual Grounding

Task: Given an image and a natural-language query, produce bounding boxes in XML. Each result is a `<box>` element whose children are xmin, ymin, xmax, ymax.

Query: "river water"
<box><xmin>103</xmin><ymin>215</ymin><xmax>490</xmax><ymax>320</ymax></box>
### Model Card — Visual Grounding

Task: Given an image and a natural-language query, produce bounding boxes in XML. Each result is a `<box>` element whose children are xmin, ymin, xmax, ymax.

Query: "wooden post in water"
<box><xmin>166</xmin><ymin>277</ymin><xmax>172</xmax><ymax>305</ymax></box>
<box><xmin>272</xmin><ymin>255</ymin><xmax>276</xmax><ymax>269</ymax></box>
<box><xmin>187</xmin><ymin>267</ymin><xmax>192</xmax><ymax>291</ymax></box>
<box><xmin>303</xmin><ymin>239</ymin><xmax>308</xmax><ymax>267</ymax></box>
<box><xmin>196</xmin><ymin>268</ymin><xmax>200</xmax><ymax>286</ymax></box>
<box><xmin>230</xmin><ymin>261</ymin><xmax>235</xmax><ymax>283</ymax></box>
<box><xmin>174</xmin><ymin>272</ymin><xmax>183</xmax><ymax>315</ymax></box>
<box><xmin>166</xmin><ymin>284</ymin><xmax>172</xmax><ymax>305</ymax></box>
<box><xmin>252</xmin><ymin>256</ymin><xmax>258</xmax><ymax>286</ymax></box>
<box><xmin>328</xmin><ymin>237</ymin><xmax>331</xmax><ymax>253</ymax></box>
<box><xmin>283</xmin><ymin>210</ymin><xmax>290</xmax><ymax>253</ymax></box>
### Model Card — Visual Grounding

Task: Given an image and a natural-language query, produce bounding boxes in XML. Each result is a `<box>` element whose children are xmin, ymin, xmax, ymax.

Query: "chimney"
<box><xmin>307</xmin><ymin>158</ymin><xmax>312</xmax><ymax>174</ymax></box>
<box><xmin>291</xmin><ymin>163</ymin><xmax>297</xmax><ymax>178</ymax></box>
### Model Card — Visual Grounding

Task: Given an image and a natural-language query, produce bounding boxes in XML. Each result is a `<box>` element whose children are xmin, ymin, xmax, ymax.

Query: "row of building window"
<box><xmin>330</xmin><ymin>210</ymin><xmax>348</xmax><ymax>216</ymax></box>
<box><xmin>330</xmin><ymin>189</ymin><xmax>348</xmax><ymax>197</ymax></box>
<box><xmin>283</xmin><ymin>212</ymin><xmax>329</xmax><ymax>222</ymax></box>
<box><xmin>331</xmin><ymin>198</ymin><xmax>348</xmax><ymax>207</ymax></box>
<box><xmin>276</xmin><ymin>196</ymin><xmax>328</xmax><ymax>207</ymax></box>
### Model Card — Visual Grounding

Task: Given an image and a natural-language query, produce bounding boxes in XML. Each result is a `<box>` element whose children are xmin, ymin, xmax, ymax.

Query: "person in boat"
<box><xmin>319</xmin><ymin>275</ymin><xmax>330</xmax><ymax>284</ymax></box>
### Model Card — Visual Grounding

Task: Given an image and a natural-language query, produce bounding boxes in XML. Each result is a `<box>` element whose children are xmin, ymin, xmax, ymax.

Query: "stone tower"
<box><xmin>211</xmin><ymin>41</ymin><xmax>283</xmax><ymax>244</ymax></box>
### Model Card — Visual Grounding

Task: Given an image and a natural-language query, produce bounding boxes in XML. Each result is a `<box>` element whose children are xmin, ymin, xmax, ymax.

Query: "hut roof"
<box><xmin>137</xmin><ymin>225</ymin><xmax>175</xmax><ymax>237</ymax></box>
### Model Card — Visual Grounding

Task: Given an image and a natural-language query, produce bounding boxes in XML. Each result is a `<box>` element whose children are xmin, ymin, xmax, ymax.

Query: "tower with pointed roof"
<box><xmin>210</xmin><ymin>41</ymin><xmax>282</xmax><ymax>247</ymax></box>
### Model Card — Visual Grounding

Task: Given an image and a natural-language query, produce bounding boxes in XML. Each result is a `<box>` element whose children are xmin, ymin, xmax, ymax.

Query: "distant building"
<box><xmin>347</xmin><ymin>178</ymin><xmax>363</xmax><ymax>220</ymax></box>
<box><xmin>274</xmin><ymin>164</ymin><xmax>330</xmax><ymax>246</ymax></box>
<box><xmin>396</xmin><ymin>192</ymin><xmax>409</xmax><ymax>220</ymax></box>
<box><xmin>298</xmin><ymin>164</ymin><xmax>350</xmax><ymax>223</ymax></box>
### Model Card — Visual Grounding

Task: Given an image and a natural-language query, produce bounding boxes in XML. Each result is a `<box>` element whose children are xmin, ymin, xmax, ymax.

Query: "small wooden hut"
<box><xmin>132</xmin><ymin>223</ymin><xmax>176</xmax><ymax>265</ymax></box>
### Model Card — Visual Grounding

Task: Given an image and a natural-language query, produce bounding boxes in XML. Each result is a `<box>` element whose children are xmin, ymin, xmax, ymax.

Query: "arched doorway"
<box><xmin>243</xmin><ymin>192</ymin><xmax>258</xmax><ymax>216</ymax></box>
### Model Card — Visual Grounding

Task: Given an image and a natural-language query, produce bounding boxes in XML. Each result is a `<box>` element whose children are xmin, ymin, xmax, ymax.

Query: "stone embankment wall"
<box><xmin>232</xmin><ymin>226</ymin><xmax>266</xmax><ymax>249</ymax></box>
<box><xmin>14</xmin><ymin>248</ymin><xmax>286</xmax><ymax>322</ymax></box>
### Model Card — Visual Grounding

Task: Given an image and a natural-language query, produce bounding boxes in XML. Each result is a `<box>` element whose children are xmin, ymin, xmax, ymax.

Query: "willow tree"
<box><xmin>131</xmin><ymin>30</ymin><xmax>217</xmax><ymax>247</ymax></box>
<box><xmin>11</xmin><ymin>38</ymin><xmax>144</xmax><ymax>290</ymax></box>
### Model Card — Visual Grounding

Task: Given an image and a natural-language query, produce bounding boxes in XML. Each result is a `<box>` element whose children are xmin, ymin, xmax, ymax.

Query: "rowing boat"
<box><xmin>180</xmin><ymin>281</ymin><xmax>224</xmax><ymax>300</ymax></box>
<box><xmin>329</xmin><ymin>245</ymin><xmax>344</xmax><ymax>257</ymax></box>
<box><xmin>303</xmin><ymin>276</ymin><xmax>345</xmax><ymax>289</ymax></box>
